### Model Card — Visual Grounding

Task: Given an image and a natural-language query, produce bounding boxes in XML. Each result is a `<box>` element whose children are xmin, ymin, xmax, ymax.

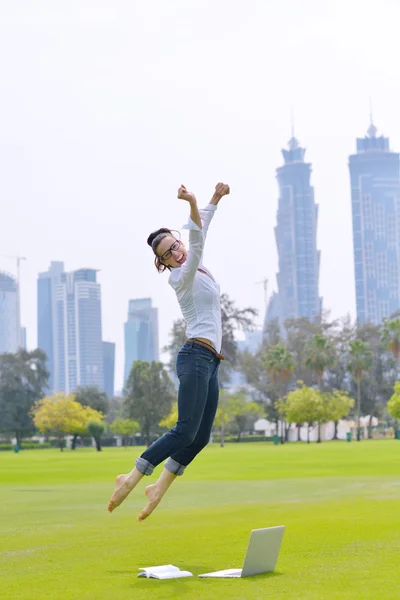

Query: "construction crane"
<box><xmin>0</xmin><ymin>254</ymin><xmax>27</xmax><ymax>348</ymax></box>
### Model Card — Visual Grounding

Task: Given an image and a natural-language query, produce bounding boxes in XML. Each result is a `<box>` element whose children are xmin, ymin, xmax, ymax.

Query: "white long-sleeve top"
<box><xmin>168</xmin><ymin>204</ymin><xmax>222</xmax><ymax>352</ymax></box>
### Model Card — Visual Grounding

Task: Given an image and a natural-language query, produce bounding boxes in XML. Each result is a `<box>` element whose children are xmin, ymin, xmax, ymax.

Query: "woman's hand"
<box><xmin>177</xmin><ymin>184</ymin><xmax>197</xmax><ymax>205</ymax></box>
<box><xmin>215</xmin><ymin>182</ymin><xmax>230</xmax><ymax>198</ymax></box>
<box><xmin>209</xmin><ymin>182</ymin><xmax>230</xmax><ymax>205</ymax></box>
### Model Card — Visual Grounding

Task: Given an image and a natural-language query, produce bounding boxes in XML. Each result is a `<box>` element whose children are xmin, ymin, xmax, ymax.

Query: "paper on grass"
<box><xmin>138</xmin><ymin>565</ymin><xmax>193</xmax><ymax>579</ymax></box>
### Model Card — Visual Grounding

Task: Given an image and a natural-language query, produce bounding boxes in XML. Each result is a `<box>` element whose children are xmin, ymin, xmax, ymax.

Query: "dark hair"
<box><xmin>147</xmin><ymin>228</ymin><xmax>174</xmax><ymax>273</ymax></box>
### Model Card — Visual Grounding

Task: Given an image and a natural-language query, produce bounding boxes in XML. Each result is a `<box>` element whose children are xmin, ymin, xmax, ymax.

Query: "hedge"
<box><xmin>212</xmin><ymin>435</ymin><xmax>273</xmax><ymax>443</ymax></box>
<box><xmin>0</xmin><ymin>442</ymin><xmax>52</xmax><ymax>451</ymax></box>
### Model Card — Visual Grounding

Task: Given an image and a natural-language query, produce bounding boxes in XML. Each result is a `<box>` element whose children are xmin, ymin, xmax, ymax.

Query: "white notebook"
<box><xmin>138</xmin><ymin>565</ymin><xmax>193</xmax><ymax>579</ymax></box>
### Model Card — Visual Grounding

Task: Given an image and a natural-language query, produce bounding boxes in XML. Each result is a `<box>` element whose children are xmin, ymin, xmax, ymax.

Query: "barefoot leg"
<box><xmin>107</xmin><ymin>468</ymin><xmax>144</xmax><ymax>513</ymax></box>
<box><xmin>138</xmin><ymin>468</ymin><xmax>177</xmax><ymax>522</ymax></box>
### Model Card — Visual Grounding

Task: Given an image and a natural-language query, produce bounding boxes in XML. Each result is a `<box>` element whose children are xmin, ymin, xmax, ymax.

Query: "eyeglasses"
<box><xmin>159</xmin><ymin>239</ymin><xmax>181</xmax><ymax>261</ymax></box>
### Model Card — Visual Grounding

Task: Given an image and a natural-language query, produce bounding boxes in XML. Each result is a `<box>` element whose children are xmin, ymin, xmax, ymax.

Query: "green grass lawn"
<box><xmin>1</xmin><ymin>440</ymin><xmax>400</xmax><ymax>599</ymax></box>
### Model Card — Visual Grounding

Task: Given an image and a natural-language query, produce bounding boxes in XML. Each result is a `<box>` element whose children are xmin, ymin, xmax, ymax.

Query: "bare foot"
<box><xmin>138</xmin><ymin>484</ymin><xmax>162</xmax><ymax>522</ymax></box>
<box><xmin>107</xmin><ymin>474</ymin><xmax>133</xmax><ymax>512</ymax></box>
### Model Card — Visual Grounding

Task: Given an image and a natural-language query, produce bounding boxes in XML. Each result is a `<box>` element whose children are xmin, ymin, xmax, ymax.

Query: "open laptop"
<box><xmin>198</xmin><ymin>526</ymin><xmax>285</xmax><ymax>578</ymax></box>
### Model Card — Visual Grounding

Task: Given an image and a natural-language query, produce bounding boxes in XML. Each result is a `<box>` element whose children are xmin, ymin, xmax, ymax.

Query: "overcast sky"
<box><xmin>1</xmin><ymin>0</ymin><xmax>400</xmax><ymax>390</ymax></box>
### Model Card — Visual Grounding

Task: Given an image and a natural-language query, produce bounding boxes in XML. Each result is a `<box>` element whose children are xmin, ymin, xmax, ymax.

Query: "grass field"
<box><xmin>1</xmin><ymin>440</ymin><xmax>400</xmax><ymax>600</ymax></box>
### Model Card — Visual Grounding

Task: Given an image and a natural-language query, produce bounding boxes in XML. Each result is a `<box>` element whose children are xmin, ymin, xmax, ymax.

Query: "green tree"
<box><xmin>382</xmin><ymin>318</ymin><xmax>400</xmax><ymax>438</ymax></box>
<box><xmin>213</xmin><ymin>390</ymin><xmax>234</xmax><ymax>447</ymax></box>
<box><xmin>110</xmin><ymin>418</ymin><xmax>140</xmax><ymax>446</ymax></box>
<box><xmin>326</xmin><ymin>316</ymin><xmax>356</xmax><ymax>438</ymax></box>
<box><xmin>387</xmin><ymin>381</ymin><xmax>400</xmax><ymax>436</ymax></box>
<box><xmin>32</xmin><ymin>394</ymin><xmax>103</xmax><ymax>450</ymax></box>
<box><xmin>382</xmin><ymin>318</ymin><xmax>400</xmax><ymax>372</ymax></box>
<box><xmin>324</xmin><ymin>391</ymin><xmax>354</xmax><ymax>439</ymax></box>
<box><xmin>356</xmin><ymin>323</ymin><xmax>395</xmax><ymax>438</ymax></box>
<box><xmin>305</xmin><ymin>333</ymin><xmax>335</xmax><ymax>442</ymax></box>
<box><xmin>347</xmin><ymin>339</ymin><xmax>373</xmax><ymax>441</ymax></box>
<box><xmin>124</xmin><ymin>361</ymin><xmax>175</xmax><ymax>446</ymax></box>
<box><xmin>265</xmin><ymin>344</ymin><xmax>294</xmax><ymax>443</ymax></box>
<box><xmin>225</xmin><ymin>392</ymin><xmax>259</xmax><ymax>442</ymax></box>
<box><xmin>75</xmin><ymin>386</ymin><xmax>109</xmax><ymax>413</ymax></box>
<box><xmin>72</xmin><ymin>386</ymin><xmax>109</xmax><ymax>449</ymax></box>
<box><xmin>159</xmin><ymin>403</ymin><xmax>178</xmax><ymax>430</ymax></box>
<box><xmin>0</xmin><ymin>349</ymin><xmax>49</xmax><ymax>445</ymax></box>
<box><xmin>87</xmin><ymin>420</ymin><xmax>105</xmax><ymax>451</ymax></box>
<box><xmin>278</xmin><ymin>384</ymin><xmax>321</xmax><ymax>443</ymax></box>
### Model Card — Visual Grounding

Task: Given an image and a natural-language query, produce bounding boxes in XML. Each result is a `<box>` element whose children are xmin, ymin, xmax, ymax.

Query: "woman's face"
<box><xmin>156</xmin><ymin>235</ymin><xmax>187</xmax><ymax>268</ymax></box>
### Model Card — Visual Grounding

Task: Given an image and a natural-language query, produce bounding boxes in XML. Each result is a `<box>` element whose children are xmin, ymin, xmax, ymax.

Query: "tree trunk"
<box><xmin>394</xmin><ymin>420</ymin><xmax>399</xmax><ymax>440</ymax></box>
<box><xmin>280</xmin><ymin>418</ymin><xmax>285</xmax><ymax>444</ymax></box>
<box><xmin>59</xmin><ymin>437</ymin><xmax>64</xmax><ymax>451</ymax></box>
<box><xmin>368</xmin><ymin>415</ymin><xmax>373</xmax><ymax>439</ymax></box>
<box><xmin>95</xmin><ymin>437</ymin><xmax>102</xmax><ymax>451</ymax></box>
<box><xmin>356</xmin><ymin>379</ymin><xmax>361</xmax><ymax>441</ymax></box>
<box><xmin>220</xmin><ymin>423</ymin><xmax>225</xmax><ymax>447</ymax></box>
<box><xmin>145</xmin><ymin>427</ymin><xmax>151</xmax><ymax>447</ymax></box>
<box><xmin>317</xmin><ymin>422</ymin><xmax>322</xmax><ymax>443</ymax></box>
<box><xmin>307</xmin><ymin>424</ymin><xmax>310</xmax><ymax>444</ymax></box>
<box><xmin>333</xmin><ymin>420</ymin><xmax>339</xmax><ymax>440</ymax></box>
<box><xmin>71</xmin><ymin>434</ymin><xmax>78</xmax><ymax>450</ymax></box>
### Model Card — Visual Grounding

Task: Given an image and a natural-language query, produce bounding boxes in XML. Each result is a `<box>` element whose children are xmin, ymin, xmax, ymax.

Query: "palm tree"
<box><xmin>382</xmin><ymin>318</ymin><xmax>400</xmax><ymax>438</ymax></box>
<box><xmin>347</xmin><ymin>339</ymin><xmax>373</xmax><ymax>441</ymax></box>
<box><xmin>265</xmin><ymin>345</ymin><xmax>295</xmax><ymax>443</ymax></box>
<box><xmin>305</xmin><ymin>334</ymin><xmax>335</xmax><ymax>442</ymax></box>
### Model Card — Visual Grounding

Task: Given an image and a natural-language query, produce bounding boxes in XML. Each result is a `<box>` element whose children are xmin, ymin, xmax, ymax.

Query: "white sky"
<box><xmin>1</xmin><ymin>0</ymin><xmax>400</xmax><ymax>390</ymax></box>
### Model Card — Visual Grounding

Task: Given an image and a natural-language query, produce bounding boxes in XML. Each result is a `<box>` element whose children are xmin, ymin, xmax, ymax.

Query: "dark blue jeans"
<box><xmin>135</xmin><ymin>341</ymin><xmax>220</xmax><ymax>476</ymax></box>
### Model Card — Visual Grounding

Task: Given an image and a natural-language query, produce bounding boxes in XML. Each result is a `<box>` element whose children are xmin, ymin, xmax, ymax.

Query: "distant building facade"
<box><xmin>349</xmin><ymin>123</ymin><xmax>400</xmax><ymax>324</ymax></box>
<box><xmin>38</xmin><ymin>262</ymin><xmax>104</xmax><ymax>393</ymax></box>
<box><xmin>266</xmin><ymin>135</ymin><xmax>321</xmax><ymax>328</ymax></box>
<box><xmin>124</xmin><ymin>298</ymin><xmax>159</xmax><ymax>384</ymax></box>
<box><xmin>0</xmin><ymin>271</ymin><xmax>18</xmax><ymax>354</ymax></box>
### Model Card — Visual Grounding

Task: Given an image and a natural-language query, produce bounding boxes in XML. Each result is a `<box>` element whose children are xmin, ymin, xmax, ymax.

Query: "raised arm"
<box><xmin>200</xmin><ymin>182</ymin><xmax>230</xmax><ymax>240</ymax></box>
<box><xmin>169</xmin><ymin>183</ymin><xmax>229</xmax><ymax>291</ymax></box>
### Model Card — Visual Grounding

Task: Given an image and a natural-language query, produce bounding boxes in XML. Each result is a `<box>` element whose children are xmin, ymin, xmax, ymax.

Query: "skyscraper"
<box><xmin>102</xmin><ymin>341</ymin><xmax>115</xmax><ymax>398</ymax></box>
<box><xmin>38</xmin><ymin>263</ymin><xmax>104</xmax><ymax>393</ymax></box>
<box><xmin>0</xmin><ymin>271</ymin><xmax>18</xmax><ymax>354</ymax></box>
<box><xmin>38</xmin><ymin>261</ymin><xmax>64</xmax><ymax>391</ymax></box>
<box><xmin>266</xmin><ymin>135</ymin><xmax>321</xmax><ymax>326</ymax></box>
<box><xmin>349</xmin><ymin>122</ymin><xmax>400</xmax><ymax>325</ymax></box>
<box><xmin>124</xmin><ymin>298</ymin><xmax>159</xmax><ymax>384</ymax></box>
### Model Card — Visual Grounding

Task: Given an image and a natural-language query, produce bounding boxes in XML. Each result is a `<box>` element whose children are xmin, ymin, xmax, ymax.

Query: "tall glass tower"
<box><xmin>124</xmin><ymin>298</ymin><xmax>159</xmax><ymax>384</ymax></box>
<box><xmin>267</xmin><ymin>135</ymin><xmax>321</xmax><ymax>326</ymax></box>
<box><xmin>38</xmin><ymin>263</ymin><xmax>104</xmax><ymax>393</ymax></box>
<box><xmin>349</xmin><ymin>123</ymin><xmax>400</xmax><ymax>324</ymax></box>
<box><xmin>0</xmin><ymin>272</ymin><xmax>18</xmax><ymax>354</ymax></box>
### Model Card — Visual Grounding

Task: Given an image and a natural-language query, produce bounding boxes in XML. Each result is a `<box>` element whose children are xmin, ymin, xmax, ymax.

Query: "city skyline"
<box><xmin>3</xmin><ymin>0</ymin><xmax>400</xmax><ymax>390</ymax></box>
<box><xmin>4</xmin><ymin>121</ymin><xmax>400</xmax><ymax>389</ymax></box>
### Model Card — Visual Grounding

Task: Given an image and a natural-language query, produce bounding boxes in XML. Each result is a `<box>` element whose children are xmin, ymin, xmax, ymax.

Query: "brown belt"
<box><xmin>186</xmin><ymin>338</ymin><xmax>225</xmax><ymax>360</ymax></box>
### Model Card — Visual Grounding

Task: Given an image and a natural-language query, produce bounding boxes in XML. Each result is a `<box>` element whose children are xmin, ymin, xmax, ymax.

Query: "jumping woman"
<box><xmin>108</xmin><ymin>181</ymin><xmax>230</xmax><ymax>521</ymax></box>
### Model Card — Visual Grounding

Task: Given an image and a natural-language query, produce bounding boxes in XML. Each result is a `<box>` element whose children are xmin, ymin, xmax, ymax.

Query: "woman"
<box><xmin>108</xmin><ymin>181</ymin><xmax>230</xmax><ymax>521</ymax></box>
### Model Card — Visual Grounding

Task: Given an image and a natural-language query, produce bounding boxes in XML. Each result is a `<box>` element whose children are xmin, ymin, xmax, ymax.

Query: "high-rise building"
<box><xmin>0</xmin><ymin>271</ymin><xmax>18</xmax><ymax>354</ymax></box>
<box><xmin>349</xmin><ymin>122</ymin><xmax>400</xmax><ymax>325</ymax></box>
<box><xmin>266</xmin><ymin>135</ymin><xmax>321</xmax><ymax>326</ymax></box>
<box><xmin>38</xmin><ymin>261</ymin><xmax>64</xmax><ymax>391</ymax></box>
<box><xmin>124</xmin><ymin>298</ymin><xmax>159</xmax><ymax>384</ymax></box>
<box><xmin>38</xmin><ymin>263</ymin><xmax>104</xmax><ymax>393</ymax></box>
<box><xmin>102</xmin><ymin>341</ymin><xmax>115</xmax><ymax>398</ymax></box>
